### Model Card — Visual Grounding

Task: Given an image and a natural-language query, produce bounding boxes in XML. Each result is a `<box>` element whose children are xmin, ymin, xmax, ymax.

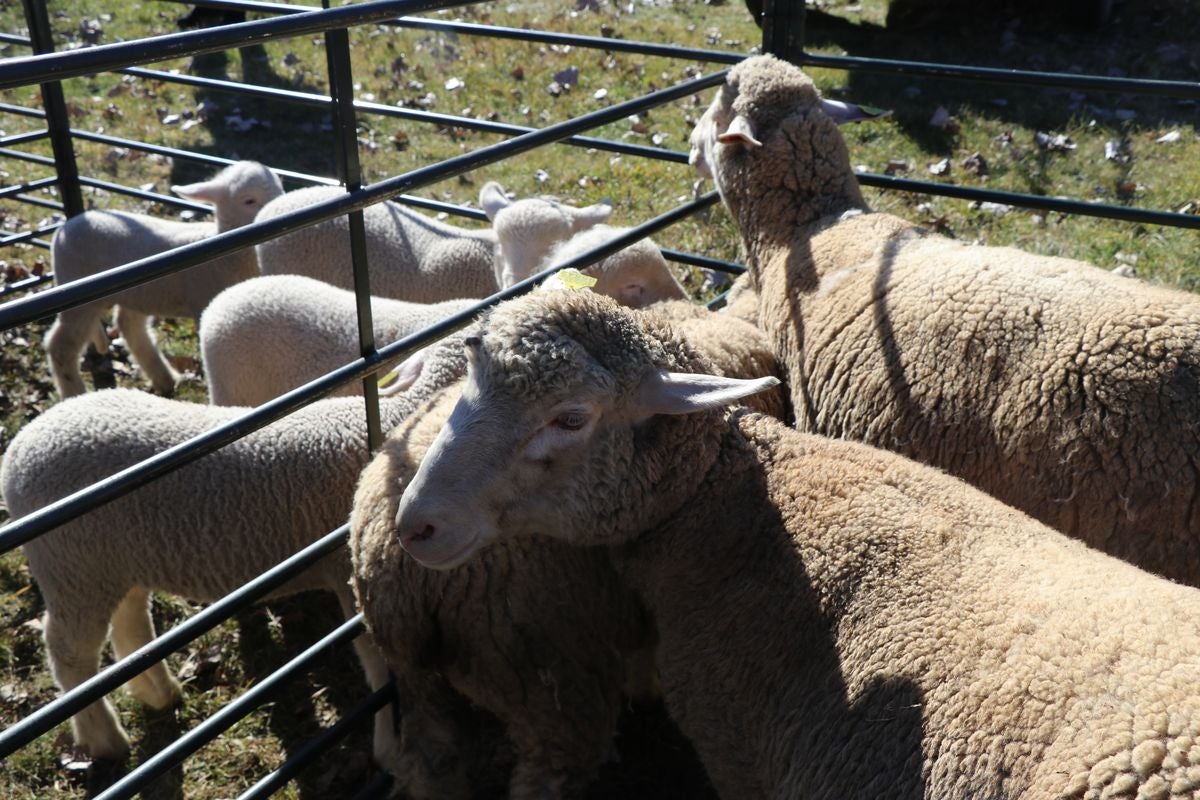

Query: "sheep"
<box><xmin>350</xmin><ymin>291</ymin><xmax>784</xmax><ymax>798</ymax></box>
<box><xmin>199</xmin><ymin>275</ymin><xmax>479</xmax><ymax>406</ymax></box>
<box><xmin>391</xmin><ymin>288</ymin><xmax>1200</xmax><ymax>800</ymax></box>
<box><xmin>44</xmin><ymin>160</ymin><xmax>283</xmax><ymax>398</ymax></box>
<box><xmin>201</xmin><ymin>222</ymin><xmax>689</xmax><ymax>407</ymax></box>
<box><xmin>254</xmin><ymin>181</ymin><xmax>613</xmax><ymax>301</ymax></box>
<box><xmin>535</xmin><ymin>224</ymin><xmax>688</xmax><ymax>307</ymax></box>
<box><xmin>0</xmin><ymin>332</ymin><xmax>468</xmax><ymax>769</ymax></box>
<box><xmin>689</xmin><ymin>54</ymin><xmax>1200</xmax><ymax>587</ymax></box>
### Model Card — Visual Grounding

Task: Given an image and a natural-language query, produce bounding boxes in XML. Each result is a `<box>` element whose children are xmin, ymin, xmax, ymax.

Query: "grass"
<box><xmin>0</xmin><ymin>0</ymin><xmax>1197</xmax><ymax>797</ymax></box>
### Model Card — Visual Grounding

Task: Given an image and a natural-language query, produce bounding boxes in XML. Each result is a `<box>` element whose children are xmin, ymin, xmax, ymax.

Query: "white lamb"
<box><xmin>254</xmin><ymin>181</ymin><xmax>613</xmax><ymax>301</ymax></box>
<box><xmin>200</xmin><ymin>275</ymin><xmax>477</xmax><ymax>406</ymax></box>
<box><xmin>0</xmin><ymin>335</ymin><xmax>467</xmax><ymax>770</ymax></box>
<box><xmin>392</xmin><ymin>289</ymin><xmax>1200</xmax><ymax>800</ymax></box>
<box><xmin>201</xmin><ymin>222</ymin><xmax>688</xmax><ymax>407</ymax></box>
<box><xmin>44</xmin><ymin>160</ymin><xmax>283</xmax><ymax>398</ymax></box>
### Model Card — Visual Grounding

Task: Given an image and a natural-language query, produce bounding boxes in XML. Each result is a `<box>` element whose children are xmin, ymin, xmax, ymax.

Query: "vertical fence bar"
<box><xmin>21</xmin><ymin>0</ymin><xmax>84</xmax><ymax>218</ymax></box>
<box><xmin>323</xmin><ymin>12</ymin><xmax>383</xmax><ymax>452</ymax></box>
<box><xmin>762</xmin><ymin>0</ymin><xmax>805</xmax><ymax>65</ymax></box>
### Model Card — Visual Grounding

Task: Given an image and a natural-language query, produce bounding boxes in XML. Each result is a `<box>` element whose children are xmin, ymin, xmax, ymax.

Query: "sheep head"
<box><xmin>171</xmin><ymin>160</ymin><xmax>283</xmax><ymax>231</ymax></box>
<box><xmin>480</xmin><ymin>182</ymin><xmax>613</xmax><ymax>290</ymax></box>
<box><xmin>393</xmin><ymin>290</ymin><xmax>778</xmax><ymax>569</ymax></box>
<box><xmin>538</xmin><ymin>225</ymin><xmax>688</xmax><ymax>308</ymax></box>
<box><xmin>688</xmin><ymin>56</ymin><xmax>880</xmax><ymax>232</ymax></box>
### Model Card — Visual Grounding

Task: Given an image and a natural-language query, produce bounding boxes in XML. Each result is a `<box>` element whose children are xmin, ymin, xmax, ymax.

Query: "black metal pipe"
<box><xmin>0</xmin><ymin>146</ymin><xmax>55</xmax><ymax>166</ymax></box>
<box><xmin>800</xmin><ymin>51</ymin><xmax>1200</xmax><ymax>98</ymax></box>
<box><xmin>235</xmin><ymin>685</ymin><xmax>393</xmax><ymax>800</ymax></box>
<box><xmin>0</xmin><ymin>129</ymin><xmax>49</xmax><ymax>147</ymax></box>
<box><xmin>74</xmin><ymin>174</ymin><xmax>214</xmax><ymax>213</ymax></box>
<box><xmin>0</xmin><ymin>101</ymin><xmax>46</xmax><ymax>119</ymax></box>
<box><xmin>148</xmin><ymin>0</ymin><xmax>746</xmax><ymax>63</ymax></box>
<box><xmin>0</xmin><ymin>1</ymin><xmax>487</xmax><ymax>90</ymax></box>
<box><xmin>762</xmin><ymin>0</ymin><xmax>805</xmax><ymax>64</ymax></box>
<box><xmin>0</xmin><ymin>222</ymin><xmax>60</xmax><ymax>246</ymax></box>
<box><xmin>21</xmin><ymin>0</ymin><xmax>84</xmax><ymax>217</ymax></box>
<box><xmin>94</xmin><ymin>614</ymin><xmax>368</xmax><ymax>800</ymax></box>
<box><xmin>0</xmin><ymin>526</ymin><xmax>350</xmax><ymax>759</ymax></box>
<box><xmin>116</xmin><ymin>64</ymin><xmax>691</xmax><ymax>164</ymax></box>
<box><xmin>67</xmin><ymin>128</ymin><xmax>340</xmax><ymax>188</ymax></box>
<box><xmin>661</xmin><ymin>247</ymin><xmax>746</xmax><ymax>275</ymax></box>
<box><xmin>0</xmin><ymin>69</ymin><xmax>728</xmax><ymax>333</ymax></box>
<box><xmin>323</xmin><ymin>17</ymin><xmax>383</xmax><ymax>451</ymax></box>
<box><xmin>0</xmin><ymin>273</ymin><xmax>53</xmax><ymax>298</ymax></box>
<box><xmin>855</xmin><ymin>172</ymin><xmax>1200</xmax><ymax>230</ymax></box>
<box><xmin>0</xmin><ymin>175</ymin><xmax>58</xmax><ymax>199</ymax></box>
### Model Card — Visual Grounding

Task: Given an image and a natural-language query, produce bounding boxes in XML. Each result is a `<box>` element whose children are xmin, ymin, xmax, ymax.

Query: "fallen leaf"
<box><xmin>1035</xmin><ymin>131</ymin><xmax>1076</xmax><ymax>152</ymax></box>
<box><xmin>928</xmin><ymin>158</ymin><xmax>951</xmax><ymax>176</ymax></box>
<box><xmin>1155</xmin><ymin>130</ymin><xmax>1181</xmax><ymax>144</ymax></box>
<box><xmin>444</xmin><ymin>77</ymin><xmax>464</xmax><ymax>91</ymax></box>
<box><xmin>534</xmin><ymin>169</ymin><xmax>550</xmax><ymax>183</ymax></box>
<box><xmin>553</xmin><ymin>66</ymin><xmax>580</xmax><ymax>88</ymax></box>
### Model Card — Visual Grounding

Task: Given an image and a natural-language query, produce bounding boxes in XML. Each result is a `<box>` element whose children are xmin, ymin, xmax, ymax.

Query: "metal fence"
<box><xmin>0</xmin><ymin>0</ymin><xmax>1197</xmax><ymax>797</ymax></box>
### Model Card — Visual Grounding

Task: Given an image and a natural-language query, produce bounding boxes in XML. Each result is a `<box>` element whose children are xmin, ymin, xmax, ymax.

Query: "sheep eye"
<box><xmin>243</xmin><ymin>197</ymin><xmax>257</xmax><ymax>205</ymax></box>
<box><xmin>463</xmin><ymin>336</ymin><xmax>482</xmax><ymax>350</ymax></box>
<box><xmin>554</xmin><ymin>412</ymin><xmax>587</xmax><ymax>431</ymax></box>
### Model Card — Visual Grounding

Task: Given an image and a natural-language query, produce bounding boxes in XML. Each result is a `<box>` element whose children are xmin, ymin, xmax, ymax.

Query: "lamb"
<box><xmin>350</xmin><ymin>292</ymin><xmax>783</xmax><ymax>798</ymax></box>
<box><xmin>254</xmin><ymin>181</ymin><xmax>613</xmax><ymax>301</ymax></box>
<box><xmin>536</xmin><ymin>224</ymin><xmax>688</xmax><ymax>307</ymax></box>
<box><xmin>199</xmin><ymin>274</ymin><xmax>478</xmax><ymax>406</ymax></box>
<box><xmin>0</xmin><ymin>334</ymin><xmax>468</xmax><ymax>770</ymax></box>
<box><xmin>391</xmin><ymin>288</ymin><xmax>1200</xmax><ymax>800</ymax></box>
<box><xmin>44</xmin><ymin>160</ymin><xmax>283</xmax><ymax>398</ymax></box>
<box><xmin>689</xmin><ymin>54</ymin><xmax>1200</xmax><ymax>586</ymax></box>
<box><xmin>201</xmin><ymin>222</ymin><xmax>689</xmax><ymax>406</ymax></box>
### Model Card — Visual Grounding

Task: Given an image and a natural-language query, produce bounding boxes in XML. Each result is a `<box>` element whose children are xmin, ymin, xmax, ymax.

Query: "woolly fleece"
<box><xmin>396</xmin><ymin>290</ymin><xmax>1200</xmax><ymax>800</ymax></box>
<box><xmin>696</xmin><ymin>55</ymin><xmax>1200</xmax><ymax>585</ymax></box>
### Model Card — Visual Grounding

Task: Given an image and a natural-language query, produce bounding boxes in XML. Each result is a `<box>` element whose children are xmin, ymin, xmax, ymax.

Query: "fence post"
<box><xmin>761</xmin><ymin>0</ymin><xmax>806</xmax><ymax>65</ymax></box>
<box><xmin>323</xmin><ymin>19</ymin><xmax>383</xmax><ymax>452</ymax></box>
<box><xmin>21</xmin><ymin>0</ymin><xmax>84</xmax><ymax>218</ymax></box>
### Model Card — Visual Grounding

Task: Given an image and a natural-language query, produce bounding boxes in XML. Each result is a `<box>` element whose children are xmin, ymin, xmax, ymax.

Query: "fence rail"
<box><xmin>0</xmin><ymin>0</ymin><xmax>1197</xmax><ymax>796</ymax></box>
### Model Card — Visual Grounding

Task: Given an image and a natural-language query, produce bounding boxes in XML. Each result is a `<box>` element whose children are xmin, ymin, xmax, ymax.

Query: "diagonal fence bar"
<box><xmin>0</xmin><ymin>69</ymin><xmax>727</xmax><ymax>332</ymax></box>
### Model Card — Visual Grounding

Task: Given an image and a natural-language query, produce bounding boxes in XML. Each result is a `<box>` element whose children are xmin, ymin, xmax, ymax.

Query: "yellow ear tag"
<box><xmin>377</xmin><ymin>368</ymin><xmax>400</xmax><ymax>388</ymax></box>
<box><xmin>556</xmin><ymin>268</ymin><xmax>598</xmax><ymax>290</ymax></box>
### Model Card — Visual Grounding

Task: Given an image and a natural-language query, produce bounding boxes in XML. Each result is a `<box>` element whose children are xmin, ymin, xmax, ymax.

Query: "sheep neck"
<box><xmin>609</xmin><ymin>411</ymin><xmax>940</xmax><ymax>798</ymax></box>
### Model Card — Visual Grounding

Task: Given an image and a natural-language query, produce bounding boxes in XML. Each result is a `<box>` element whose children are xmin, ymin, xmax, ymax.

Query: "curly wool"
<box><xmin>403</xmin><ymin>290</ymin><xmax>1200</xmax><ymax>800</ymax></box>
<box><xmin>704</xmin><ymin>55</ymin><xmax>1200</xmax><ymax>585</ymax></box>
<box><xmin>0</xmin><ymin>335</ymin><xmax>467</xmax><ymax>764</ymax></box>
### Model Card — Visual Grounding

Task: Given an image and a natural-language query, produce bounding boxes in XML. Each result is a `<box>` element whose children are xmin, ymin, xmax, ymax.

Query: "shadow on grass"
<box><xmin>803</xmin><ymin>0</ymin><xmax>1198</xmax><ymax>151</ymax></box>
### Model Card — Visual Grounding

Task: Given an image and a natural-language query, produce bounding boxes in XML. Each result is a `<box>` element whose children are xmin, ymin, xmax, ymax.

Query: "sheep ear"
<box><xmin>171</xmin><ymin>177</ymin><xmax>224</xmax><ymax>203</ymax></box>
<box><xmin>636</xmin><ymin>369</ymin><xmax>780</xmax><ymax>416</ymax></box>
<box><xmin>566</xmin><ymin>201</ymin><xmax>612</xmax><ymax>231</ymax></box>
<box><xmin>480</xmin><ymin>182</ymin><xmax>513</xmax><ymax>220</ymax></box>
<box><xmin>819</xmin><ymin>98</ymin><xmax>891</xmax><ymax>125</ymax></box>
<box><xmin>716</xmin><ymin>115</ymin><xmax>762</xmax><ymax>148</ymax></box>
<box><xmin>377</xmin><ymin>347</ymin><xmax>428</xmax><ymax>397</ymax></box>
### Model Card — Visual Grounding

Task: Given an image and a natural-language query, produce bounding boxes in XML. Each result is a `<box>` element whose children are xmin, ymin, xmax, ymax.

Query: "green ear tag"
<box><xmin>557</xmin><ymin>268</ymin><xmax>598</xmax><ymax>290</ymax></box>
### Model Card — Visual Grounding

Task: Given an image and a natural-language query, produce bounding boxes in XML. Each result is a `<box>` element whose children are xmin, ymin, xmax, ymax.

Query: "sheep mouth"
<box><xmin>402</xmin><ymin>531</ymin><xmax>483</xmax><ymax>571</ymax></box>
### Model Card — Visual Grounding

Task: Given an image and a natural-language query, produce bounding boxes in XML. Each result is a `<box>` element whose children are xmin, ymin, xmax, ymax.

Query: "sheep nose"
<box><xmin>400</xmin><ymin>524</ymin><xmax>436</xmax><ymax>549</ymax></box>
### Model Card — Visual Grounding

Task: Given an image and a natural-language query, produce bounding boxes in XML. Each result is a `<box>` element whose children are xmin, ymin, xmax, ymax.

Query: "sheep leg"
<box><xmin>44</xmin><ymin>305</ymin><xmax>101</xmax><ymax>398</ymax></box>
<box><xmin>333</xmin><ymin>584</ymin><xmax>398</xmax><ymax>768</ymax></box>
<box><xmin>114</xmin><ymin>305</ymin><xmax>178</xmax><ymax>395</ymax></box>
<box><xmin>42</xmin><ymin>606</ymin><xmax>132</xmax><ymax>760</ymax></box>
<box><xmin>109</xmin><ymin>586</ymin><xmax>183</xmax><ymax>710</ymax></box>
